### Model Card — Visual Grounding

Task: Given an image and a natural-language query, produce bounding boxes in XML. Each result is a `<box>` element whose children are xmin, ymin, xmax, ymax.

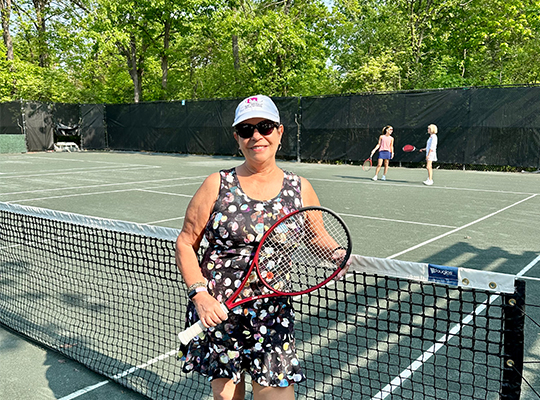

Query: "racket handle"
<box><xmin>178</xmin><ymin>320</ymin><xmax>205</xmax><ymax>345</ymax></box>
<box><xmin>178</xmin><ymin>303</ymin><xmax>229</xmax><ymax>345</ymax></box>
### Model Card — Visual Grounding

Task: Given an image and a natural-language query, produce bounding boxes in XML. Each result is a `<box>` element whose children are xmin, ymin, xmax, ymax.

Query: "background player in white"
<box><xmin>419</xmin><ymin>124</ymin><xmax>438</xmax><ymax>186</ymax></box>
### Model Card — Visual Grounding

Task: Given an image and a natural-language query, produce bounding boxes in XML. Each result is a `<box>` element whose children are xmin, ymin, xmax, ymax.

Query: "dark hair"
<box><xmin>382</xmin><ymin>125</ymin><xmax>393</xmax><ymax>135</ymax></box>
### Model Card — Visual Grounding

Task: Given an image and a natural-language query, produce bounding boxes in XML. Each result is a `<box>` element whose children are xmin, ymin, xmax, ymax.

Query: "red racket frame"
<box><xmin>178</xmin><ymin>206</ymin><xmax>351</xmax><ymax>345</ymax></box>
<box><xmin>225</xmin><ymin>206</ymin><xmax>351</xmax><ymax>308</ymax></box>
<box><xmin>362</xmin><ymin>158</ymin><xmax>373</xmax><ymax>171</ymax></box>
<box><xmin>402</xmin><ymin>144</ymin><xmax>416</xmax><ymax>152</ymax></box>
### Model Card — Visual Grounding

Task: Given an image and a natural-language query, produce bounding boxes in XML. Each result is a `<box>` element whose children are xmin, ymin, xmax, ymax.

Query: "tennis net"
<box><xmin>0</xmin><ymin>202</ymin><xmax>526</xmax><ymax>400</ymax></box>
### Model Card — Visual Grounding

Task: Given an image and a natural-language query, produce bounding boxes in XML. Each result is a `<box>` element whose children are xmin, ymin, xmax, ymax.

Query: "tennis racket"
<box><xmin>402</xmin><ymin>144</ymin><xmax>416</xmax><ymax>152</ymax></box>
<box><xmin>362</xmin><ymin>158</ymin><xmax>372</xmax><ymax>171</ymax></box>
<box><xmin>178</xmin><ymin>206</ymin><xmax>352</xmax><ymax>345</ymax></box>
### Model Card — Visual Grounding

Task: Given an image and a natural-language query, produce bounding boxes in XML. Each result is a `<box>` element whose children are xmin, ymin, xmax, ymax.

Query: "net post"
<box><xmin>500</xmin><ymin>278</ymin><xmax>526</xmax><ymax>400</ymax></box>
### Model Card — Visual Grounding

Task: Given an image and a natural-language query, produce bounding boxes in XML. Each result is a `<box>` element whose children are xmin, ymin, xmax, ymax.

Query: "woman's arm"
<box><xmin>370</xmin><ymin>136</ymin><xmax>382</xmax><ymax>157</ymax></box>
<box><xmin>176</xmin><ymin>173</ymin><xmax>219</xmax><ymax>286</ymax></box>
<box><xmin>301</xmin><ymin>176</ymin><xmax>350</xmax><ymax>280</ymax></box>
<box><xmin>176</xmin><ymin>172</ymin><xmax>227</xmax><ymax>327</ymax></box>
<box><xmin>300</xmin><ymin>177</ymin><xmax>321</xmax><ymax>207</ymax></box>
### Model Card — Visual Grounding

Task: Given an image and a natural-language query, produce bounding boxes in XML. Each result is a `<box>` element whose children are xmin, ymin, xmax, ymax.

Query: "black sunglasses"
<box><xmin>234</xmin><ymin>120</ymin><xmax>279</xmax><ymax>139</ymax></box>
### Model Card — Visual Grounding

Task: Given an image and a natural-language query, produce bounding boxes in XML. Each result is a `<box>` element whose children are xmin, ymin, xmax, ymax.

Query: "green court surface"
<box><xmin>1</xmin><ymin>151</ymin><xmax>539</xmax><ymax>399</ymax></box>
<box><xmin>0</xmin><ymin>135</ymin><xmax>27</xmax><ymax>154</ymax></box>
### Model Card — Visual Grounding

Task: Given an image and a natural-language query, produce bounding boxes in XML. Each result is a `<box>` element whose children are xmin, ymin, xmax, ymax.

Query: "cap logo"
<box><xmin>240</xmin><ymin>97</ymin><xmax>264</xmax><ymax>112</ymax></box>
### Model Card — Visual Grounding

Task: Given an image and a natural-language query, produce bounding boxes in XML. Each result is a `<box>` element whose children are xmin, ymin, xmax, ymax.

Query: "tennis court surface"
<box><xmin>1</xmin><ymin>152</ymin><xmax>539</xmax><ymax>400</ymax></box>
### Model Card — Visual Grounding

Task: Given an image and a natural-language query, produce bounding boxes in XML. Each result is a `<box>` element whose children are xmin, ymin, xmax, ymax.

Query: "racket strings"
<box><xmin>257</xmin><ymin>209</ymin><xmax>350</xmax><ymax>294</ymax></box>
<box><xmin>362</xmin><ymin>158</ymin><xmax>372</xmax><ymax>171</ymax></box>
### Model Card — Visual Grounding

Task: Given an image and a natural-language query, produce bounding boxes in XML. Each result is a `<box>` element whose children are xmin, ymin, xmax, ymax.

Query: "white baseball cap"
<box><xmin>232</xmin><ymin>95</ymin><xmax>280</xmax><ymax>126</ymax></box>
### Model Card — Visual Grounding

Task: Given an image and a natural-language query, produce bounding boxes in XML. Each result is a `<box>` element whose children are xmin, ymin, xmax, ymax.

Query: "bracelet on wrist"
<box><xmin>187</xmin><ymin>281</ymin><xmax>207</xmax><ymax>292</ymax></box>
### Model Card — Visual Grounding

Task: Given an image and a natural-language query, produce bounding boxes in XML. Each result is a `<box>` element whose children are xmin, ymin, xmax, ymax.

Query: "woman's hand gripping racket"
<box><xmin>178</xmin><ymin>206</ymin><xmax>352</xmax><ymax>345</ymax></box>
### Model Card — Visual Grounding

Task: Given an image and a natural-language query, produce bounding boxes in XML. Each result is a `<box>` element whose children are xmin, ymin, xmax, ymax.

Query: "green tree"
<box><xmin>331</xmin><ymin>0</ymin><xmax>540</xmax><ymax>92</ymax></box>
<box><xmin>1</xmin><ymin>0</ymin><xmax>539</xmax><ymax>103</ymax></box>
<box><xmin>184</xmin><ymin>0</ymin><xmax>335</xmax><ymax>98</ymax></box>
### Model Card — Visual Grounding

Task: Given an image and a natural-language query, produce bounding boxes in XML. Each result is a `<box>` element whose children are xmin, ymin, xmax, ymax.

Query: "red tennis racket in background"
<box><xmin>362</xmin><ymin>158</ymin><xmax>372</xmax><ymax>171</ymax></box>
<box><xmin>178</xmin><ymin>206</ymin><xmax>352</xmax><ymax>345</ymax></box>
<box><xmin>402</xmin><ymin>144</ymin><xmax>416</xmax><ymax>152</ymax></box>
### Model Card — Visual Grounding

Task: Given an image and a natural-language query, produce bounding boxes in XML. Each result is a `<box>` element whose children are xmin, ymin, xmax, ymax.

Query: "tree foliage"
<box><xmin>0</xmin><ymin>0</ymin><xmax>538</xmax><ymax>103</ymax></box>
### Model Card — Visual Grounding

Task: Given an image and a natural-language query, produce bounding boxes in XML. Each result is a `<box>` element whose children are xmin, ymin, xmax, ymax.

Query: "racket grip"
<box><xmin>178</xmin><ymin>320</ymin><xmax>205</xmax><ymax>345</ymax></box>
<box><xmin>177</xmin><ymin>303</ymin><xmax>229</xmax><ymax>345</ymax></box>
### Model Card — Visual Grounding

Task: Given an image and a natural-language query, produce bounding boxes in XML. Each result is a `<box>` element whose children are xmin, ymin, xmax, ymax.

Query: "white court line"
<box><xmin>309</xmin><ymin>177</ymin><xmax>539</xmax><ymax>196</ymax></box>
<box><xmin>339</xmin><ymin>212</ymin><xmax>457</xmax><ymax>229</ymax></box>
<box><xmin>0</xmin><ymin>165</ymin><xmax>161</xmax><ymax>179</ymax></box>
<box><xmin>10</xmin><ymin>188</ymin><xmax>188</xmax><ymax>203</ymax></box>
<box><xmin>517</xmin><ymin>275</ymin><xmax>540</xmax><ymax>282</ymax></box>
<box><xmin>20</xmin><ymin>155</ymin><xmax>152</xmax><ymax>166</ymax></box>
<box><xmin>6</xmin><ymin>179</ymin><xmax>207</xmax><ymax>204</ymax></box>
<box><xmin>137</xmin><ymin>189</ymin><xmax>194</xmax><ymax>198</ymax></box>
<box><xmin>57</xmin><ymin>350</ymin><xmax>178</xmax><ymax>400</ymax></box>
<box><xmin>516</xmin><ymin>254</ymin><xmax>540</xmax><ymax>278</ymax></box>
<box><xmin>0</xmin><ymin>176</ymin><xmax>206</xmax><ymax>197</ymax></box>
<box><xmin>145</xmin><ymin>216</ymin><xmax>185</xmax><ymax>225</ymax></box>
<box><xmin>372</xmin><ymin>253</ymin><xmax>540</xmax><ymax>400</ymax></box>
<box><xmin>388</xmin><ymin>194</ymin><xmax>537</xmax><ymax>259</ymax></box>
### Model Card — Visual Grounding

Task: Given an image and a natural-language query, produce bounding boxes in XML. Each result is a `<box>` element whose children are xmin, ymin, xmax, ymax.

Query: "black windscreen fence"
<box><xmin>80</xmin><ymin>104</ymin><xmax>107</xmax><ymax>150</ymax></box>
<box><xmin>0</xmin><ymin>101</ymin><xmax>23</xmax><ymax>135</ymax></box>
<box><xmin>105</xmin><ymin>97</ymin><xmax>299</xmax><ymax>157</ymax></box>
<box><xmin>24</xmin><ymin>102</ymin><xmax>55</xmax><ymax>152</ymax></box>
<box><xmin>299</xmin><ymin>88</ymin><xmax>540</xmax><ymax>168</ymax></box>
<box><xmin>24</xmin><ymin>102</ymin><xmax>81</xmax><ymax>151</ymax></box>
<box><xmin>2</xmin><ymin>87</ymin><xmax>539</xmax><ymax>168</ymax></box>
<box><xmin>52</xmin><ymin>103</ymin><xmax>81</xmax><ymax>147</ymax></box>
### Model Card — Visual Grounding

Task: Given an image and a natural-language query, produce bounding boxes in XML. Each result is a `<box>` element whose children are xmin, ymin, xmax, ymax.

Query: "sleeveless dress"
<box><xmin>178</xmin><ymin>167</ymin><xmax>307</xmax><ymax>387</ymax></box>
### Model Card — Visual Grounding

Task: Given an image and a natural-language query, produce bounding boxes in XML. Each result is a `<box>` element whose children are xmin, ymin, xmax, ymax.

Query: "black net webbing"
<box><xmin>0</xmin><ymin>203</ymin><xmax>525</xmax><ymax>400</ymax></box>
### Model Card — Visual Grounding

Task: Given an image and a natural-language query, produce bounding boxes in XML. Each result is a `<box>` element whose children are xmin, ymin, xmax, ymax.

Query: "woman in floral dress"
<box><xmin>176</xmin><ymin>95</ymin><xmax>322</xmax><ymax>400</ymax></box>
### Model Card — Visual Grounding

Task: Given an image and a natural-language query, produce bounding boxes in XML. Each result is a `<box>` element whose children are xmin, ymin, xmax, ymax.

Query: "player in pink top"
<box><xmin>370</xmin><ymin>125</ymin><xmax>394</xmax><ymax>181</ymax></box>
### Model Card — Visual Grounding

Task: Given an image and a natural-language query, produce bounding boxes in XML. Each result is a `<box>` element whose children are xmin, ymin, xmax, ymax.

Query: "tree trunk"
<box><xmin>129</xmin><ymin>36</ymin><xmax>142</xmax><ymax>103</ymax></box>
<box><xmin>32</xmin><ymin>0</ymin><xmax>49</xmax><ymax>67</ymax></box>
<box><xmin>161</xmin><ymin>20</ymin><xmax>170</xmax><ymax>92</ymax></box>
<box><xmin>0</xmin><ymin>0</ymin><xmax>14</xmax><ymax>60</ymax></box>
<box><xmin>118</xmin><ymin>35</ymin><xmax>143</xmax><ymax>103</ymax></box>
<box><xmin>232</xmin><ymin>34</ymin><xmax>239</xmax><ymax>70</ymax></box>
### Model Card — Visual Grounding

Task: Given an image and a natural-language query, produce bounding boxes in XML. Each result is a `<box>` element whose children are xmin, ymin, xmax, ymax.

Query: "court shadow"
<box><xmin>43</xmin><ymin>344</ymin><xmax>187</xmax><ymax>400</ymax></box>
<box><xmin>418</xmin><ymin>242</ymin><xmax>538</xmax><ymax>277</ymax></box>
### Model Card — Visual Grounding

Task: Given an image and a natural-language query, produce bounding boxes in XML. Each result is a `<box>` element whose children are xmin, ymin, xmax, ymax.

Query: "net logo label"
<box><xmin>427</xmin><ymin>264</ymin><xmax>458</xmax><ymax>286</ymax></box>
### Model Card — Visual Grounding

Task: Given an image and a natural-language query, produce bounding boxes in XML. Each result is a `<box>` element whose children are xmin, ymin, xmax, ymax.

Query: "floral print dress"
<box><xmin>177</xmin><ymin>167</ymin><xmax>307</xmax><ymax>387</ymax></box>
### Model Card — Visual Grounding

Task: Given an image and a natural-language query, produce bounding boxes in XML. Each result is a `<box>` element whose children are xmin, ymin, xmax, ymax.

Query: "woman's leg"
<box><xmin>383</xmin><ymin>159</ymin><xmax>389</xmax><ymax>176</ymax></box>
<box><xmin>211</xmin><ymin>376</ymin><xmax>246</xmax><ymax>400</ymax></box>
<box><xmin>253</xmin><ymin>381</ymin><xmax>295</xmax><ymax>400</ymax></box>
<box><xmin>426</xmin><ymin>160</ymin><xmax>433</xmax><ymax>181</ymax></box>
<box><xmin>373</xmin><ymin>158</ymin><xmax>383</xmax><ymax>178</ymax></box>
